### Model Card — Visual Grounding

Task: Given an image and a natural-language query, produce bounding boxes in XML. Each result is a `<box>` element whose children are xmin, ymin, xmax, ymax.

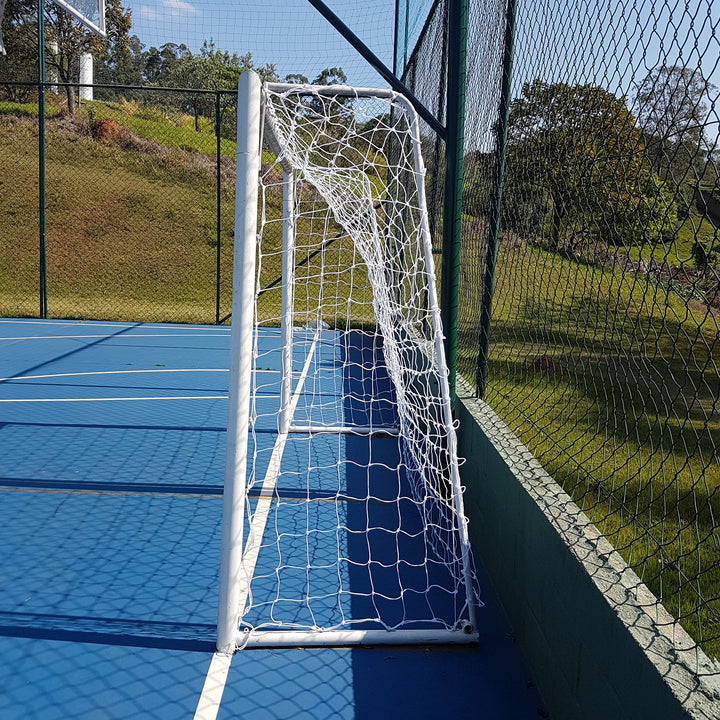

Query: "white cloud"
<box><xmin>162</xmin><ymin>0</ymin><xmax>197</xmax><ymax>14</ymax></box>
<box><xmin>137</xmin><ymin>0</ymin><xmax>197</xmax><ymax>23</ymax></box>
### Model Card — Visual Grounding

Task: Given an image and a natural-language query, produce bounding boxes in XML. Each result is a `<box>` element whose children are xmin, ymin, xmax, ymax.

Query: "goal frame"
<box><xmin>217</xmin><ymin>70</ymin><xmax>477</xmax><ymax>653</ymax></box>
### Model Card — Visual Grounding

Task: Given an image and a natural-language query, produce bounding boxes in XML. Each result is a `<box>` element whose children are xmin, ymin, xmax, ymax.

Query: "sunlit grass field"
<box><xmin>458</xmin><ymin>237</ymin><xmax>720</xmax><ymax>659</ymax></box>
<box><xmin>0</xmin><ymin>110</ymin><xmax>237</xmax><ymax>324</ymax></box>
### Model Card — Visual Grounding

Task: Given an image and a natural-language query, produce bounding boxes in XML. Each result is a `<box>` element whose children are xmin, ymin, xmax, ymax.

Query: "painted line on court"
<box><xmin>0</xmin><ymin>319</ymin><xmax>232</xmax><ymax>330</ymax></box>
<box><xmin>193</xmin><ymin>334</ymin><xmax>318</xmax><ymax>718</ymax></box>
<box><xmin>0</xmin><ymin>334</ymin><xmax>229</xmax><ymax>341</ymax></box>
<box><xmin>0</xmin><ymin>369</ymin><xmax>229</xmax><ymax>382</ymax></box>
<box><xmin>0</xmin><ymin>369</ymin><xmax>290</xmax><ymax>383</ymax></box>
<box><xmin>0</xmin><ymin>396</ymin><xmax>228</xmax><ymax>403</ymax></box>
<box><xmin>237</xmin><ymin>333</ymin><xmax>318</xmax><ymax>615</ymax></box>
<box><xmin>192</xmin><ymin>651</ymin><xmax>233</xmax><ymax>720</ymax></box>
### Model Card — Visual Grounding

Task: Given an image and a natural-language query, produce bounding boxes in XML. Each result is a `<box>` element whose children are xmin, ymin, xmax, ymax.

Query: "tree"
<box><xmin>93</xmin><ymin>0</ymin><xmax>138</xmax><ymax>89</ymax></box>
<box><xmin>141</xmin><ymin>42</ymin><xmax>187</xmax><ymax>85</ymax></box>
<box><xmin>45</xmin><ymin>0</ymin><xmax>134</xmax><ymax>116</ymax></box>
<box><xmin>313</xmin><ymin>67</ymin><xmax>346</xmax><ymax>86</ymax></box>
<box><xmin>167</xmin><ymin>42</ymin><xmax>277</xmax><ymax>131</ymax></box>
<box><xmin>504</xmin><ymin>80</ymin><xmax>676</xmax><ymax>249</ymax></box>
<box><xmin>461</xmin><ymin>150</ymin><xmax>493</xmax><ymax>217</ymax></box>
<box><xmin>634</xmin><ymin>66</ymin><xmax>717</xmax><ymax>218</ymax></box>
<box><xmin>0</xmin><ymin>0</ymin><xmax>132</xmax><ymax>115</ymax></box>
<box><xmin>309</xmin><ymin>66</ymin><xmax>351</xmax><ymax>116</ymax></box>
<box><xmin>0</xmin><ymin>0</ymin><xmax>37</xmax><ymax>99</ymax></box>
<box><xmin>284</xmin><ymin>73</ymin><xmax>308</xmax><ymax>84</ymax></box>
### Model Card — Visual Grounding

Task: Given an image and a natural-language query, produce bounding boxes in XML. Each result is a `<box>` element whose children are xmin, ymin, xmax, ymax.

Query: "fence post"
<box><xmin>215</xmin><ymin>91</ymin><xmax>222</xmax><ymax>324</ymax></box>
<box><xmin>38</xmin><ymin>0</ymin><xmax>47</xmax><ymax>319</ymax></box>
<box><xmin>476</xmin><ymin>0</ymin><xmax>517</xmax><ymax>398</ymax></box>
<box><xmin>440</xmin><ymin>0</ymin><xmax>468</xmax><ymax>407</ymax></box>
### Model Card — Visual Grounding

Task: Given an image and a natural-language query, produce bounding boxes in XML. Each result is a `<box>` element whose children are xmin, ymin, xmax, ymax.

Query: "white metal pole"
<box><xmin>78</xmin><ymin>52</ymin><xmax>93</xmax><ymax>101</ymax></box>
<box><xmin>400</xmin><ymin>94</ymin><xmax>478</xmax><ymax>632</ymax></box>
<box><xmin>238</xmin><ymin>628</ymin><xmax>479</xmax><ymax>647</ymax></box>
<box><xmin>279</xmin><ymin>170</ymin><xmax>295</xmax><ymax>433</ymax></box>
<box><xmin>217</xmin><ymin>70</ymin><xmax>262</xmax><ymax>654</ymax></box>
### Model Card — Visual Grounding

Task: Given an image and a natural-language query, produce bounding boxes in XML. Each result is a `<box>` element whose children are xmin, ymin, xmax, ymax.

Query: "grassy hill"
<box><xmin>458</xmin><ymin>233</ymin><xmax>720</xmax><ymax>659</ymax></box>
<box><xmin>0</xmin><ymin>99</ymin><xmax>373</xmax><ymax>326</ymax></box>
<box><xmin>0</xmin><ymin>106</ymin><xmax>237</xmax><ymax>324</ymax></box>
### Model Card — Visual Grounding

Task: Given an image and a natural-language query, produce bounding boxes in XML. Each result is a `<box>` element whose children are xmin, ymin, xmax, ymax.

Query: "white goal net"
<box><xmin>217</xmin><ymin>71</ymin><xmax>478</xmax><ymax>651</ymax></box>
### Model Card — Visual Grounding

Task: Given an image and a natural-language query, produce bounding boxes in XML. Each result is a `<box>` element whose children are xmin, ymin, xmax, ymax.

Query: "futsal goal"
<box><xmin>217</xmin><ymin>70</ymin><xmax>478</xmax><ymax>652</ymax></box>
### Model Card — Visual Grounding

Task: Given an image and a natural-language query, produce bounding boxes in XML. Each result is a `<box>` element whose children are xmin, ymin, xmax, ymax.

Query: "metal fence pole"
<box><xmin>440</xmin><ymin>0</ymin><xmax>468</xmax><ymax>406</ymax></box>
<box><xmin>38</xmin><ymin>0</ymin><xmax>47</xmax><ymax>318</ymax></box>
<box><xmin>475</xmin><ymin>0</ymin><xmax>517</xmax><ymax>398</ymax></box>
<box><xmin>215</xmin><ymin>91</ymin><xmax>222</xmax><ymax>324</ymax></box>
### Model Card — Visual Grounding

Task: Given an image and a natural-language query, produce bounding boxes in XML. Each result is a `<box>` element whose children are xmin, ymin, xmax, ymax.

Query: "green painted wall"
<box><xmin>455</xmin><ymin>376</ymin><xmax>720</xmax><ymax>720</ymax></box>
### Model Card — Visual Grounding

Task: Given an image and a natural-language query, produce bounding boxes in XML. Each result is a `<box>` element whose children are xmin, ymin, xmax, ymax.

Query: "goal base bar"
<box><xmin>289</xmin><ymin>424</ymin><xmax>400</xmax><ymax>436</ymax></box>
<box><xmin>236</xmin><ymin>628</ymin><xmax>479</xmax><ymax>648</ymax></box>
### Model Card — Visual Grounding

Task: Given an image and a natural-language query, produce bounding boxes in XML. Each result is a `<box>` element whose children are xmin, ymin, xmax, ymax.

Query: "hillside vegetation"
<box><xmin>458</xmin><ymin>229</ymin><xmax>720</xmax><ymax>659</ymax></box>
<box><xmin>0</xmin><ymin>102</ymin><xmax>237</xmax><ymax>324</ymax></box>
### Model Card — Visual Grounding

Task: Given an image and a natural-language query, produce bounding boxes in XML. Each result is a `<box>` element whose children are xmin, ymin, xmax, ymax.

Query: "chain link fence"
<box><xmin>0</xmin><ymin>0</ymin><xmax>718</xmax><ymax>670</ymax></box>
<box><xmin>0</xmin><ymin>81</ymin><xmax>237</xmax><ymax>324</ymax></box>
<box><xmin>406</xmin><ymin>0</ymin><xmax>720</xmax><ymax>664</ymax></box>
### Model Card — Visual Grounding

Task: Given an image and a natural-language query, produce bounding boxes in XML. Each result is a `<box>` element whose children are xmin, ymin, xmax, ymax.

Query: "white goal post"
<box><xmin>217</xmin><ymin>70</ymin><xmax>479</xmax><ymax>653</ymax></box>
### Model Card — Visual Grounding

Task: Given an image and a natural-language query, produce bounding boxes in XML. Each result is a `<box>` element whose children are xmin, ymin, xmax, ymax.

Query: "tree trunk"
<box><xmin>64</xmin><ymin>83</ymin><xmax>75</xmax><ymax>118</ymax></box>
<box><xmin>54</xmin><ymin>59</ymin><xmax>76</xmax><ymax>118</ymax></box>
<box><xmin>551</xmin><ymin>197</ymin><xmax>564</xmax><ymax>250</ymax></box>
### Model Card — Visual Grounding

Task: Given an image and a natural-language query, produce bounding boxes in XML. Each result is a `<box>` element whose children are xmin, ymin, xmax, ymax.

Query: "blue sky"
<box><xmin>123</xmin><ymin>0</ymin><xmax>404</xmax><ymax>87</ymax></box>
<box><xmin>121</xmin><ymin>0</ymin><xmax>717</xmax><ymax>151</ymax></box>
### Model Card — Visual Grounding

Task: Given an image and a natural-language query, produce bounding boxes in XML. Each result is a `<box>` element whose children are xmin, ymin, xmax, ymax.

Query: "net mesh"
<box><xmin>235</xmin><ymin>83</ymin><xmax>477</xmax><ymax>637</ymax></box>
<box><xmin>404</xmin><ymin>0</ymin><xmax>720</xmax><ymax>667</ymax></box>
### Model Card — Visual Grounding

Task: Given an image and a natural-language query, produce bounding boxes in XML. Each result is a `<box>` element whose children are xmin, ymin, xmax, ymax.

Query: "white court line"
<box><xmin>0</xmin><ymin>334</ymin><xmax>228</xmax><ymax>340</ymax></box>
<box><xmin>0</xmin><ymin>319</ymin><xmax>232</xmax><ymax>331</ymax></box>
<box><xmin>193</xmin><ymin>334</ymin><xmax>318</xmax><ymax>719</ymax></box>
<box><xmin>0</xmin><ymin>369</ymin><xmax>280</xmax><ymax>386</ymax></box>
<box><xmin>0</xmin><ymin>369</ymin><xmax>229</xmax><ymax>382</ymax></box>
<box><xmin>237</xmin><ymin>333</ymin><xmax>318</xmax><ymax>616</ymax></box>
<box><xmin>0</xmin><ymin>396</ymin><xmax>228</xmax><ymax>403</ymax></box>
<box><xmin>192</xmin><ymin>652</ymin><xmax>233</xmax><ymax>720</ymax></box>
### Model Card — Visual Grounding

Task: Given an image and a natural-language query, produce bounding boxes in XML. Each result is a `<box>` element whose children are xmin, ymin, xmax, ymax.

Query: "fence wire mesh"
<box><xmin>0</xmin><ymin>82</ymin><xmax>236</xmax><ymax>323</ymax></box>
<box><xmin>408</xmin><ymin>0</ymin><xmax>720</xmax><ymax>664</ymax></box>
<box><xmin>0</xmin><ymin>0</ymin><xmax>719</xmax><ymax>672</ymax></box>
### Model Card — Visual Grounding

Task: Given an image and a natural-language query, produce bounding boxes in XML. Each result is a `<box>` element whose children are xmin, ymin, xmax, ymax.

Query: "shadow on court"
<box><xmin>0</xmin><ymin>320</ymin><xmax>547</xmax><ymax>719</ymax></box>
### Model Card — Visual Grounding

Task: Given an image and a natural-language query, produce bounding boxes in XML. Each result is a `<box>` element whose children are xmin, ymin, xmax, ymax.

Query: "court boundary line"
<box><xmin>0</xmin><ymin>396</ymin><xmax>228</xmax><ymax>403</ymax></box>
<box><xmin>193</xmin><ymin>334</ymin><xmax>318</xmax><ymax>716</ymax></box>
<box><xmin>236</xmin><ymin>334</ymin><xmax>319</xmax><ymax>619</ymax></box>
<box><xmin>0</xmin><ymin>369</ymin><xmax>229</xmax><ymax>382</ymax></box>
<box><xmin>193</xmin><ymin>652</ymin><xmax>233</xmax><ymax>720</ymax></box>
<box><xmin>0</xmin><ymin>319</ymin><xmax>232</xmax><ymax>329</ymax></box>
<box><xmin>0</xmin><ymin>334</ymin><xmax>230</xmax><ymax>341</ymax></box>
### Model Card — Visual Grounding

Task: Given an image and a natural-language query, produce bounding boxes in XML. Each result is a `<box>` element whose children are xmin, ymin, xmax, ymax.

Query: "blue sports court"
<box><xmin>0</xmin><ymin>318</ymin><xmax>545</xmax><ymax>718</ymax></box>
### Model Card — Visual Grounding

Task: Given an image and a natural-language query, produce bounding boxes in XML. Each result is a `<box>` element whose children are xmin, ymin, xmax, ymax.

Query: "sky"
<box><xmin>122</xmin><ymin>0</ymin><xmax>407</xmax><ymax>88</ymax></box>
<box><xmin>117</xmin><ymin>0</ymin><xmax>717</xmax><ymax>152</ymax></box>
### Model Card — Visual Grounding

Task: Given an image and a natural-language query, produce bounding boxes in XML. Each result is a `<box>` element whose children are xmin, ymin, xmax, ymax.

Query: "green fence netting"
<box><xmin>405</xmin><ymin>0</ymin><xmax>720</xmax><ymax>664</ymax></box>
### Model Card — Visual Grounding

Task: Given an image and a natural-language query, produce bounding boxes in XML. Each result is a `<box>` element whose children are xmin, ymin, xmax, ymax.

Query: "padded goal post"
<box><xmin>217</xmin><ymin>70</ymin><xmax>479</xmax><ymax>652</ymax></box>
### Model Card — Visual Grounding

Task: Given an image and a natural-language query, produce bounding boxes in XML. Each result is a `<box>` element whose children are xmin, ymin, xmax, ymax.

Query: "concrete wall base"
<box><xmin>456</xmin><ymin>376</ymin><xmax>720</xmax><ymax>720</ymax></box>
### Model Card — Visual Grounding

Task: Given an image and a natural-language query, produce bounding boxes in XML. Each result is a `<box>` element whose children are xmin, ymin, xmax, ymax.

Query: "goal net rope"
<box><xmin>218</xmin><ymin>73</ymin><xmax>478</xmax><ymax>650</ymax></box>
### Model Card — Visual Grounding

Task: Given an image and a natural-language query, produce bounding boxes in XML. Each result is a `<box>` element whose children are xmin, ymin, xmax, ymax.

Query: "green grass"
<box><xmin>622</xmin><ymin>212</ymin><xmax>719</xmax><ymax>265</ymax></box>
<box><xmin>0</xmin><ymin>100</ymin><xmax>40</xmax><ymax>117</ymax></box>
<box><xmin>459</xmin><ymin>238</ymin><xmax>720</xmax><ymax>659</ymax></box>
<box><xmin>0</xmin><ymin>95</ymin><xmax>238</xmax><ymax>157</ymax></box>
<box><xmin>0</xmin><ymin>114</ymin><xmax>236</xmax><ymax>324</ymax></box>
<box><xmin>0</xmin><ymin>108</ymin><xmax>377</xmax><ymax>329</ymax></box>
<box><xmin>79</xmin><ymin>99</ymin><xmax>239</xmax><ymax>159</ymax></box>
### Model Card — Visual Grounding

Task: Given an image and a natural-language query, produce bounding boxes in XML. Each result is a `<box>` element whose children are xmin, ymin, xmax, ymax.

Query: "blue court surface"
<box><xmin>0</xmin><ymin>318</ymin><xmax>546</xmax><ymax>719</ymax></box>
